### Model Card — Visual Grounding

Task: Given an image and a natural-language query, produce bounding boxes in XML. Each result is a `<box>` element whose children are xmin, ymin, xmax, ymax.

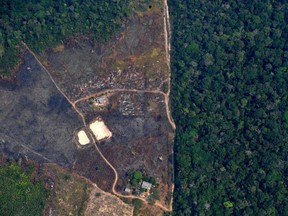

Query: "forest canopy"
<box><xmin>0</xmin><ymin>163</ymin><xmax>48</xmax><ymax>216</ymax></box>
<box><xmin>0</xmin><ymin>0</ymin><xmax>130</xmax><ymax>76</ymax></box>
<box><xmin>169</xmin><ymin>0</ymin><xmax>288</xmax><ymax>215</ymax></box>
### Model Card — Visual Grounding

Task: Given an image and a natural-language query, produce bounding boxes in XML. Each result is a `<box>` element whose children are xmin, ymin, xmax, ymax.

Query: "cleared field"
<box><xmin>76</xmin><ymin>91</ymin><xmax>174</xmax><ymax>208</ymax></box>
<box><xmin>77</xmin><ymin>130</ymin><xmax>90</xmax><ymax>145</ymax></box>
<box><xmin>42</xmin><ymin>163</ymin><xmax>132</xmax><ymax>216</ymax></box>
<box><xmin>89</xmin><ymin>119</ymin><xmax>112</xmax><ymax>141</ymax></box>
<box><xmin>85</xmin><ymin>187</ymin><xmax>133</xmax><ymax>216</ymax></box>
<box><xmin>41</xmin><ymin>7</ymin><xmax>168</xmax><ymax>102</ymax></box>
<box><xmin>0</xmin><ymin>52</ymin><xmax>82</xmax><ymax>167</ymax></box>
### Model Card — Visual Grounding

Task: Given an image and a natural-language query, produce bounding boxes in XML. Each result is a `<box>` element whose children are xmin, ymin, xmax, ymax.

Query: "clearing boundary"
<box><xmin>20</xmin><ymin>0</ymin><xmax>174</xmax><ymax>212</ymax></box>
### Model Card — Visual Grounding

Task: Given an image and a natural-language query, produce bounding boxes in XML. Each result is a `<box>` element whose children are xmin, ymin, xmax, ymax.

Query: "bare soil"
<box><xmin>85</xmin><ymin>187</ymin><xmax>133</xmax><ymax>216</ymax></box>
<box><xmin>42</xmin><ymin>163</ymin><xmax>93</xmax><ymax>216</ymax></box>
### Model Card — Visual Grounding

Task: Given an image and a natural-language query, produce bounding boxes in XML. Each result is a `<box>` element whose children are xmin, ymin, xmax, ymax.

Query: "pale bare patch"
<box><xmin>89</xmin><ymin>119</ymin><xmax>112</xmax><ymax>141</ymax></box>
<box><xmin>77</xmin><ymin>130</ymin><xmax>90</xmax><ymax>145</ymax></box>
<box><xmin>85</xmin><ymin>187</ymin><xmax>133</xmax><ymax>216</ymax></box>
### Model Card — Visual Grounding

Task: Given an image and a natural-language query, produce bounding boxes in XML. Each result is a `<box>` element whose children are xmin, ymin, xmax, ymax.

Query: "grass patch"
<box><xmin>133</xmin><ymin>198</ymin><xmax>143</xmax><ymax>216</ymax></box>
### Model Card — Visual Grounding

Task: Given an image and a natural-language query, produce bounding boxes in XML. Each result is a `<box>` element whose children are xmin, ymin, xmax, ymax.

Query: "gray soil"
<box><xmin>76</xmin><ymin>92</ymin><xmax>174</xmax><ymax>191</ymax></box>
<box><xmin>0</xmin><ymin>3</ymin><xmax>174</xmax><ymax>202</ymax></box>
<box><xmin>73</xmin><ymin>145</ymin><xmax>115</xmax><ymax>192</ymax></box>
<box><xmin>0</xmin><ymin>52</ymin><xmax>82</xmax><ymax>167</ymax></box>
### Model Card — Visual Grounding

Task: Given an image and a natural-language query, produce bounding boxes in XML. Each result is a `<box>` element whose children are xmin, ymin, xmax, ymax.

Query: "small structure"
<box><xmin>124</xmin><ymin>187</ymin><xmax>131</xmax><ymax>193</ymax></box>
<box><xmin>141</xmin><ymin>181</ymin><xmax>152</xmax><ymax>191</ymax></box>
<box><xmin>91</xmin><ymin>95</ymin><xmax>108</xmax><ymax>107</ymax></box>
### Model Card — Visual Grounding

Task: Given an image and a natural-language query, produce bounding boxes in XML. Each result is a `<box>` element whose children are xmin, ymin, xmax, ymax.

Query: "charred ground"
<box><xmin>0</xmin><ymin>0</ymin><xmax>174</xmax><ymax>214</ymax></box>
<box><xmin>0</xmin><ymin>52</ymin><xmax>81</xmax><ymax>166</ymax></box>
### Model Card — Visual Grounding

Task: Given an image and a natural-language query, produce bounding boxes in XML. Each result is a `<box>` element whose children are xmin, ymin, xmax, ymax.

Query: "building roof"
<box><xmin>141</xmin><ymin>181</ymin><xmax>152</xmax><ymax>190</ymax></box>
<box><xmin>124</xmin><ymin>187</ymin><xmax>131</xmax><ymax>193</ymax></box>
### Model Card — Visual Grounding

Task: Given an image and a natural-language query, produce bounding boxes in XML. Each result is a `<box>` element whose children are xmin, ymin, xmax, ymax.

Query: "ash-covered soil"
<box><xmin>0</xmin><ymin>52</ymin><xmax>82</xmax><ymax>166</ymax></box>
<box><xmin>42</xmin><ymin>9</ymin><xmax>168</xmax><ymax>101</ymax></box>
<box><xmin>0</xmin><ymin>52</ymin><xmax>116</xmax><ymax>192</ymax></box>
<box><xmin>76</xmin><ymin>92</ymin><xmax>174</xmax><ymax>197</ymax></box>
<box><xmin>72</xmin><ymin>145</ymin><xmax>115</xmax><ymax>192</ymax></box>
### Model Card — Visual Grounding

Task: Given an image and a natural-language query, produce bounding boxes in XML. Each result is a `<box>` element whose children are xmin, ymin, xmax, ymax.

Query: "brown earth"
<box><xmin>85</xmin><ymin>187</ymin><xmax>133</xmax><ymax>216</ymax></box>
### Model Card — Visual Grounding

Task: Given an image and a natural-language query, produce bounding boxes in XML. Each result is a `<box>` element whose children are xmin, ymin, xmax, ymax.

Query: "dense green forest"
<box><xmin>0</xmin><ymin>163</ymin><xmax>48</xmax><ymax>215</ymax></box>
<box><xmin>169</xmin><ymin>0</ymin><xmax>288</xmax><ymax>215</ymax></box>
<box><xmin>0</xmin><ymin>0</ymin><xmax>130</xmax><ymax>76</ymax></box>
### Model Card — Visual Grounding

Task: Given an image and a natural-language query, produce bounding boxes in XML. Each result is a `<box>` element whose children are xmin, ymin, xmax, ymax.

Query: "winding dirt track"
<box><xmin>21</xmin><ymin>0</ymin><xmax>174</xmax><ymax>212</ymax></box>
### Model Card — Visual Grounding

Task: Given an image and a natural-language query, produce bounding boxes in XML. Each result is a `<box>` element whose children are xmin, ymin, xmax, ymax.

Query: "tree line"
<box><xmin>0</xmin><ymin>0</ymin><xmax>130</xmax><ymax>76</ymax></box>
<box><xmin>169</xmin><ymin>0</ymin><xmax>288</xmax><ymax>215</ymax></box>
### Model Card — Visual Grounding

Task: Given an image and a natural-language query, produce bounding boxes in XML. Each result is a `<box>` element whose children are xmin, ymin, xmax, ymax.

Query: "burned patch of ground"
<box><xmin>0</xmin><ymin>51</ymin><xmax>115</xmax><ymax>192</ymax></box>
<box><xmin>72</xmin><ymin>145</ymin><xmax>115</xmax><ymax>192</ymax></box>
<box><xmin>41</xmin><ymin>8</ymin><xmax>168</xmax><ymax>101</ymax></box>
<box><xmin>0</xmin><ymin>52</ymin><xmax>82</xmax><ymax>167</ymax></box>
<box><xmin>76</xmin><ymin>92</ymin><xmax>174</xmax><ymax>206</ymax></box>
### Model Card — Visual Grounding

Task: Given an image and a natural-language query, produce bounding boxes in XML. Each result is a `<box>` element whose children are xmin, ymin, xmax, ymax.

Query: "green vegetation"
<box><xmin>132</xmin><ymin>198</ymin><xmax>143</xmax><ymax>216</ymax></box>
<box><xmin>127</xmin><ymin>170</ymin><xmax>157</xmax><ymax>187</ymax></box>
<box><xmin>142</xmin><ymin>176</ymin><xmax>157</xmax><ymax>186</ymax></box>
<box><xmin>150</xmin><ymin>187</ymin><xmax>160</xmax><ymax>201</ymax></box>
<box><xmin>224</xmin><ymin>201</ymin><xmax>234</xmax><ymax>208</ymax></box>
<box><xmin>0</xmin><ymin>163</ymin><xmax>48</xmax><ymax>216</ymax></box>
<box><xmin>128</xmin><ymin>170</ymin><xmax>142</xmax><ymax>186</ymax></box>
<box><xmin>0</xmin><ymin>0</ymin><xmax>130</xmax><ymax>76</ymax></box>
<box><xmin>169</xmin><ymin>0</ymin><xmax>288</xmax><ymax>215</ymax></box>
